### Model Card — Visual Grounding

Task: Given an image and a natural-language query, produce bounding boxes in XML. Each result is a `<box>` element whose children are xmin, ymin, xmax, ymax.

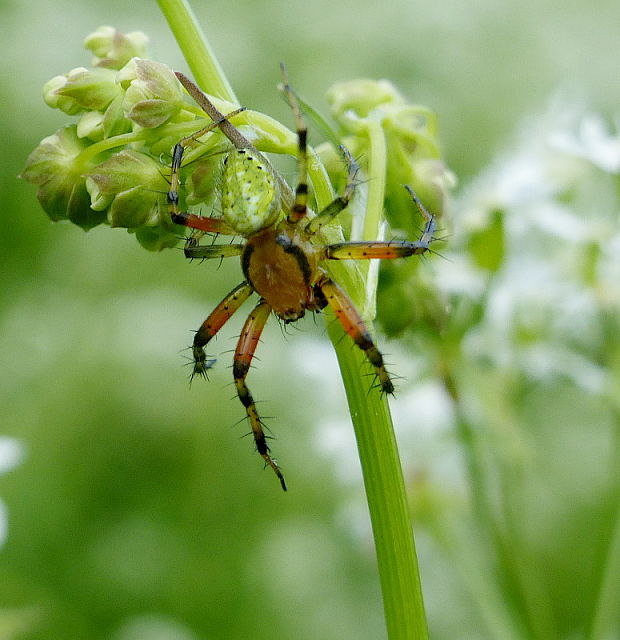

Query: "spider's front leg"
<box><xmin>233</xmin><ymin>300</ymin><xmax>287</xmax><ymax>491</ymax></box>
<box><xmin>323</xmin><ymin>186</ymin><xmax>436</xmax><ymax>261</ymax></box>
<box><xmin>167</xmin><ymin>106</ymin><xmax>245</xmax><ymax>241</ymax></box>
<box><xmin>317</xmin><ymin>276</ymin><xmax>394</xmax><ymax>394</ymax></box>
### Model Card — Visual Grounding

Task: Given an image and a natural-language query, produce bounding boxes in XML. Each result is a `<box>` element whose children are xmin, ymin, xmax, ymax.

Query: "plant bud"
<box><xmin>20</xmin><ymin>126</ymin><xmax>105</xmax><ymax>229</ymax></box>
<box><xmin>51</xmin><ymin>66</ymin><xmax>122</xmax><ymax>114</ymax></box>
<box><xmin>122</xmin><ymin>59</ymin><xmax>184</xmax><ymax>128</ymax></box>
<box><xmin>84</xmin><ymin>26</ymin><xmax>149</xmax><ymax>70</ymax></box>
<box><xmin>85</xmin><ymin>149</ymin><xmax>169</xmax><ymax>228</ymax></box>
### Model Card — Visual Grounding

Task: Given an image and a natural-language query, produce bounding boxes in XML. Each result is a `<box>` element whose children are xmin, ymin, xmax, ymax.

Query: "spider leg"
<box><xmin>192</xmin><ymin>281</ymin><xmax>254</xmax><ymax>379</ymax></box>
<box><xmin>233</xmin><ymin>300</ymin><xmax>287</xmax><ymax>490</ymax></box>
<box><xmin>280</xmin><ymin>63</ymin><xmax>309</xmax><ymax>223</ymax></box>
<box><xmin>317</xmin><ymin>276</ymin><xmax>394</xmax><ymax>394</ymax></box>
<box><xmin>184</xmin><ymin>243</ymin><xmax>244</xmax><ymax>261</ymax></box>
<box><xmin>324</xmin><ymin>237</ymin><xmax>432</xmax><ymax>260</ymax></box>
<box><xmin>323</xmin><ymin>185</ymin><xmax>436</xmax><ymax>259</ymax></box>
<box><xmin>167</xmin><ymin>108</ymin><xmax>245</xmax><ymax>236</ymax></box>
<box><xmin>307</xmin><ymin>146</ymin><xmax>360</xmax><ymax>233</ymax></box>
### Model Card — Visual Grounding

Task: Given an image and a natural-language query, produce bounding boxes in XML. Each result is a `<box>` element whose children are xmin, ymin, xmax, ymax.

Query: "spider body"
<box><xmin>168</xmin><ymin>70</ymin><xmax>436</xmax><ymax>491</ymax></box>
<box><xmin>242</xmin><ymin>221</ymin><xmax>324</xmax><ymax>321</ymax></box>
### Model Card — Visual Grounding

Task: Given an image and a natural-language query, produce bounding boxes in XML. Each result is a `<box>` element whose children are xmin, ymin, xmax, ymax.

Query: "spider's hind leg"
<box><xmin>317</xmin><ymin>275</ymin><xmax>394</xmax><ymax>394</ymax></box>
<box><xmin>233</xmin><ymin>300</ymin><xmax>287</xmax><ymax>491</ymax></box>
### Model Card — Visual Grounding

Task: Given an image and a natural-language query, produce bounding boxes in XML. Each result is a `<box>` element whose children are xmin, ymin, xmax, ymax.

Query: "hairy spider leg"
<box><xmin>280</xmin><ymin>63</ymin><xmax>309</xmax><ymax>223</ymax></box>
<box><xmin>233</xmin><ymin>300</ymin><xmax>287</xmax><ymax>490</ymax></box>
<box><xmin>317</xmin><ymin>276</ymin><xmax>394</xmax><ymax>394</ymax></box>
<box><xmin>184</xmin><ymin>243</ymin><xmax>245</xmax><ymax>261</ymax></box>
<box><xmin>307</xmin><ymin>145</ymin><xmax>360</xmax><ymax>234</ymax></box>
<box><xmin>167</xmin><ymin>108</ymin><xmax>246</xmax><ymax>237</ymax></box>
<box><xmin>323</xmin><ymin>185</ymin><xmax>437</xmax><ymax>259</ymax></box>
<box><xmin>191</xmin><ymin>281</ymin><xmax>254</xmax><ymax>379</ymax></box>
<box><xmin>280</xmin><ymin>66</ymin><xmax>360</xmax><ymax>233</ymax></box>
<box><xmin>404</xmin><ymin>185</ymin><xmax>436</xmax><ymax>246</ymax></box>
<box><xmin>315</xmin><ymin>186</ymin><xmax>436</xmax><ymax>393</ymax></box>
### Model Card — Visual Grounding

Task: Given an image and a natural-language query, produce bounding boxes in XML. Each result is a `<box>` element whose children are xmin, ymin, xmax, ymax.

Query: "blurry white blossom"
<box><xmin>0</xmin><ymin>437</ymin><xmax>24</xmax><ymax>548</ymax></box>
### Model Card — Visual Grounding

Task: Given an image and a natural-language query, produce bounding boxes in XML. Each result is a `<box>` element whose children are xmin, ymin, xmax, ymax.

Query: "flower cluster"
<box><xmin>22</xmin><ymin>27</ymin><xmax>452</xmax><ymax>253</ymax></box>
<box><xmin>21</xmin><ymin>27</ymin><xmax>244</xmax><ymax>249</ymax></box>
<box><xmin>325</xmin><ymin>79</ymin><xmax>454</xmax><ymax>231</ymax></box>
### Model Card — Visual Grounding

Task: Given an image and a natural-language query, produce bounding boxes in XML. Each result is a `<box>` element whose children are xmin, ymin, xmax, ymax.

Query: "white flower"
<box><xmin>0</xmin><ymin>437</ymin><xmax>25</xmax><ymax>548</ymax></box>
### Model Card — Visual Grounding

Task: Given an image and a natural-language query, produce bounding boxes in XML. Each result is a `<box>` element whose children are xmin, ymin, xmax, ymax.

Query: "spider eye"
<box><xmin>221</xmin><ymin>148</ymin><xmax>281</xmax><ymax>235</ymax></box>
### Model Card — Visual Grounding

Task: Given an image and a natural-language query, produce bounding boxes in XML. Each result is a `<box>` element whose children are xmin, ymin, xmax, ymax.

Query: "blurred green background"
<box><xmin>2</xmin><ymin>0</ymin><xmax>620</xmax><ymax>638</ymax></box>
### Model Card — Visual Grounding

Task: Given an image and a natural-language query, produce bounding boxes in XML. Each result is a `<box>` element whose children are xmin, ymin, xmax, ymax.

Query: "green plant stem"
<box><xmin>156</xmin><ymin>0</ymin><xmax>237</xmax><ymax>103</ymax></box>
<box><xmin>588</xmin><ymin>405</ymin><xmax>620</xmax><ymax>640</ymax></box>
<box><xmin>327</xmin><ymin>320</ymin><xmax>428</xmax><ymax>640</ymax></box>
<box><xmin>318</xmin><ymin>121</ymin><xmax>428</xmax><ymax>638</ymax></box>
<box><xmin>360</xmin><ymin>118</ymin><xmax>388</xmax><ymax>319</ymax></box>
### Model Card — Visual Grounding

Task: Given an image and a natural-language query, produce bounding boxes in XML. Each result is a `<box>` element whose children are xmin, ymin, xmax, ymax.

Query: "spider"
<box><xmin>167</xmin><ymin>67</ymin><xmax>436</xmax><ymax>491</ymax></box>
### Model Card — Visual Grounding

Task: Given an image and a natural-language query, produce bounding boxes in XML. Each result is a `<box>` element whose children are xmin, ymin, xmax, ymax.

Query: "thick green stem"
<box><xmin>328</xmin><ymin>319</ymin><xmax>428</xmax><ymax>639</ymax></box>
<box><xmin>318</xmin><ymin>121</ymin><xmax>428</xmax><ymax>638</ymax></box>
<box><xmin>156</xmin><ymin>0</ymin><xmax>237</xmax><ymax>102</ymax></box>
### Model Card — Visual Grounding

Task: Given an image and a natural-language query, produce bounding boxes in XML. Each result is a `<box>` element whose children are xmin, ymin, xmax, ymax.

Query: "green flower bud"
<box><xmin>134</xmin><ymin>223</ymin><xmax>180</xmax><ymax>252</ymax></box>
<box><xmin>327</xmin><ymin>79</ymin><xmax>404</xmax><ymax>121</ymax></box>
<box><xmin>122</xmin><ymin>59</ymin><xmax>184</xmax><ymax>128</ymax></box>
<box><xmin>43</xmin><ymin>74</ymin><xmax>85</xmax><ymax>115</ymax></box>
<box><xmin>84</xmin><ymin>26</ymin><xmax>149</xmax><ymax>70</ymax></box>
<box><xmin>101</xmin><ymin>93</ymin><xmax>133</xmax><ymax>138</ymax></box>
<box><xmin>52</xmin><ymin>66</ymin><xmax>122</xmax><ymax>112</ymax></box>
<box><xmin>74</xmin><ymin>94</ymin><xmax>132</xmax><ymax>142</ymax></box>
<box><xmin>115</xmin><ymin>57</ymin><xmax>139</xmax><ymax>88</ymax></box>
<box><xmin>326</xmin><ymin>78</ymin><xmax>453</xmax><ymax>230</ymax></box>
<box><xmin>20</xmin><ymin>126</ymin><xmax>106</xmax><ymax>230</ymax></box>
<box><xmin>84</xmin><ymin>149</ymin><xmax>169</xmax><ymax>228</ymax></box>
<box><xmin>107</xmin><ymin>186</ymin><xmax>155</xmax><ymax>228</ymax></box>
<box><xmin>186</xmin><ymin>154</ymin><xmax>222</xmax><ymax>208</ymax></box>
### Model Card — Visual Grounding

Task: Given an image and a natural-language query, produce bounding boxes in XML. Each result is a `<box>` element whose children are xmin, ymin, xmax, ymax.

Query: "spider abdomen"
<box><xmin>241</xmin><ymin>224</ymin><xmax>321</xmax><ymax>322</ymax></box>
<box><xmin>221</xmin><ymin>148</ymin><xmax>281</xmax><ymax>235</ymax></box>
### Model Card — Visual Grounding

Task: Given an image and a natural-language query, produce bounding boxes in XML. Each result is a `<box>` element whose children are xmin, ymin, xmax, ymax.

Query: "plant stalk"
<box><xmin>156</xmin><ymin>0</ymin><xmax>237</xmax><ymax>102</ymax></box>
<box><xmin>159</xmin><ymin>2</ymin><xmax>429</xmax><ymax>636</ymax></box>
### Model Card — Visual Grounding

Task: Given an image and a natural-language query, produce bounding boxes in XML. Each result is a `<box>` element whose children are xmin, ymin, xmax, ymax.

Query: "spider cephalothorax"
<box><xmin>167</xmin><ymin>68</ymin><xmax>435</xmax><ymax>490</ymax></box>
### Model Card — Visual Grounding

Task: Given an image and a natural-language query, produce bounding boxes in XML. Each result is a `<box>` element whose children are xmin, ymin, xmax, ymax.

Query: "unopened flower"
<box><xmin>20</xmin><ymin>126</ymin><xmax>105</xmax><ymax>229</ymax></box>
<box><xmin>84</xmin><ymin>26</ymin><xmax>149</xmax><ymax>70</ymax></box>
<box><xmin>46</xmin><ymin>66</ymin><xmax>121</xmax><ymax>114</ymax></box>
<box><xmin>122</xmin><ymin>59</ymin><xmax>185</xmax><ymax>128</ymax></box>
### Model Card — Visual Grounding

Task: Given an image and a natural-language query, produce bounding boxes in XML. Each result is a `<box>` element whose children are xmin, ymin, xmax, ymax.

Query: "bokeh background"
<box><xmin>2</xmin><ymin>0</ymin><xmax>620</xmax><ymax>638</ymax></box>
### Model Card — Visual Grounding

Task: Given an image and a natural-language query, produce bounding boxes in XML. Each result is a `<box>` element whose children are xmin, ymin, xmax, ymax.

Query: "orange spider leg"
<box><xmin>192</xmin><ymin>281</ymin><xmax>254</xmax><ymax>379</ymax></box>
<box><xmin>324</xmin><ymin>196</ymin><xmax>436</xmax><ymax>260</ymax></box>
<box><xmin>324</xmin><ymin>238</ymin><xmax>431</xmax><ymax>260</ymax></box>
<box><xmin>317</xmin><ymin>276</ymin><xmax>394</xmax><ymax>394</ymax></box>
<box><xmin>171</xmin><ymin>211</ymin><xmax>236</xmax><ymax>236</ymax></box>
<box><xmin>233</xmin><ymin>300</ymin><xmax>287</xmax><ymax>490</ymax></box>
